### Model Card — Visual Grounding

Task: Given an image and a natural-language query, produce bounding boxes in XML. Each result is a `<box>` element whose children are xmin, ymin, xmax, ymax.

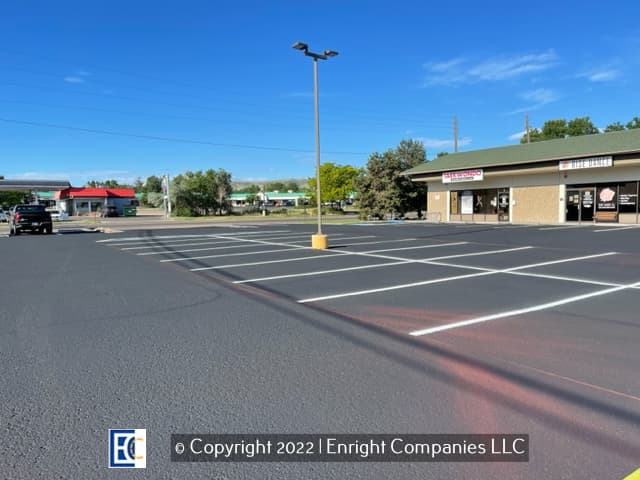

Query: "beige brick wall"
<box><xmin>512</xmin><ymin>185</ymin><xmax>560</xmax><ymax>223</ymax></box>
<box><xmin>427</xmin><ymin>191</ymin><xmax>447</xmax><ymax>221</ymax></box>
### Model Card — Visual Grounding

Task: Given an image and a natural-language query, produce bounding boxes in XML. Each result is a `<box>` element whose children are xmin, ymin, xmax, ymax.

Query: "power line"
<box><xmin>0</xmin><ymin>117</ymin><xmax>368</xmax><ymax>155</ymax></box>
<box><xmin>0</xmin><ymin>98</ymin><xmax>452</xmax><ymax>134</ymax></box>
<box><xmin>0</xmin><ymin>60</ymin><xmax>454</xmax><ymax>127</ymax></box>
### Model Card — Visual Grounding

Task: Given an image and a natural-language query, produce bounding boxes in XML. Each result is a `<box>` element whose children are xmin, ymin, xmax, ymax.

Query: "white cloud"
<box><xmin>508</xmin><ymin>130</ymin><xmax>527</xmax><ymax>141</ymax></box>
<box><xmin>10</xmin><ymin>170</ymin><xmax>134</xmax><ymax>186</ymax></box>
<box><xmin>520</xmin><ymin>88</ymin><xmax>558</xmax><ymax>104</ymax></box>
<box><xmin>423</xmin><ymin>50</ymin><xmax>558</xmax><ymax>86</ymax></box>
<box><xmin>508</xmin><ymin>88</ymin><xmax>560</xmax><ymax>115</ymax></box>
<box><xmin>416</xmin><ymin>136</ymin><xmax>472</xmax><ymax>149</ymax></box>
<box><xmin>64</xmin><ymin>76</ymin><xmax>84</xmax><ymax>84</ymax></box>
<box><xmin>582</xmin><ymin>69</ymin><xmax>621</xmax><ymax>82</ymax></box>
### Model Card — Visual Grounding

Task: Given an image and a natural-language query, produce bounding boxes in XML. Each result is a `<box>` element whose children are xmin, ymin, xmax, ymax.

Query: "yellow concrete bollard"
<box><xmin>311</xmin><ymin>234</ymin><xmax>329</xmax><ymax>249</ymax></box>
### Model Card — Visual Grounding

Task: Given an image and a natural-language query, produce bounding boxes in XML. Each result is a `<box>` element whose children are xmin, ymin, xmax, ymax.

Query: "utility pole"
<box><xmin>525</xmin><ymin>113</ymin><xmax>530</xmax><ymax>144</ymax></box>
<box><xmin>166</xmin><ymin>174</ymin><xmax>171</xmax><ymax>217</ymax></box>
<box><xmin>453</xmin><ymin>115</ymin><xmax>458</xmax><ymax>153</ymax></box>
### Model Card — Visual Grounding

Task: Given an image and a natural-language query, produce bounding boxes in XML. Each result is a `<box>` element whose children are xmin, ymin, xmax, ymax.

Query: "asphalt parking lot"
<box><xmin>2</xmin><ymin>221</ymin><xmax>640</xmax><ymax>479</ymax></box>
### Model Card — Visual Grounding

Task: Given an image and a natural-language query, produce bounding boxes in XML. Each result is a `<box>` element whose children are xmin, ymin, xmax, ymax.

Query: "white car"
<box><xmin>48</xmin><ymin>210</ymin><xmax>69</xmax><ymax>221</ymax></box>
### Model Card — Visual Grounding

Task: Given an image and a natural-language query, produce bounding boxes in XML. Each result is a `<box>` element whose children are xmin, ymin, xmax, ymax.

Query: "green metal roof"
<box><xmin>229</xmin><ymin>191</ymin><xmax>308</xmax><ymax>199</ymax></box>
<box><xmin>34</xmin><ymin>191</ymin><xmax>56</xmax><ymax>199</ymax></box>
<box><xmin>403</xmin><ymin>129</ymin><xmax>640</xmax><ymax>177</ymax></box>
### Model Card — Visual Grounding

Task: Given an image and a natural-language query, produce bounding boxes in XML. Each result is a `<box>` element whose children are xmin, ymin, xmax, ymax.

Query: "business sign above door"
<box><xmin>442</xmin><ymin>169</ymin><xmax>484</xmax><ymax>183</ymax></box>
<box><xmin>558</xmin><ymin>156</ymin><xmax>613</xmax><ymax>171</ymax></box>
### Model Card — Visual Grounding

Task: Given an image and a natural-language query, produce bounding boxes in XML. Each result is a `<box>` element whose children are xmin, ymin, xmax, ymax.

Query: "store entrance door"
<box><xmin>580</xmin><ymin>188</ymin><xmax>595</xmax><ymax>222</ymax></box>
<box><xmin>566</xmin><ymin>188</ymin><xmax>595</xmax><ymax>222</ymax></box>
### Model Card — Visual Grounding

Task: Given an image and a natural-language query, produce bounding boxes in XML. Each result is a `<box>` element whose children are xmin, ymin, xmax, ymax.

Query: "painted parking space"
<box><xmin>98</xmin><ymin>223</ymin><xmax>640</xmax><ymax>343</ymax></box>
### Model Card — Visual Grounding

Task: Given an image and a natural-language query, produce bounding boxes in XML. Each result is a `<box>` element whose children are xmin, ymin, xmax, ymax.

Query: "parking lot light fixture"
<box><xmin>292</xmin><ymin>41</ymin><xmax>339</xmax><ymax>250</ymax></box>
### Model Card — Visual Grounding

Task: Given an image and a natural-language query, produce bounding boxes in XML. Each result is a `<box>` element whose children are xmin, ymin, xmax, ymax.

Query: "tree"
<box><xmin>285</xmin><ymin>182</ymin><xmax>300</xmax><ymax>191</ymax></box>
<box><xmin>541</xmin><ymin>119</ymin><xmax>568</xmax><ymax>140</ymax></box>
<box><xmin>604</xmin><ymin>122</ymin><xmax>625</xmax><ymax>132</ymax></box>
<box><xmin>170</xmin><ymin>169</ymin><xmax>233</xmax><ymax>216</ymax></box>
<box><xmin>307</xmin><ymin>162</ymin><xmax>362</xmax><ymax>205</ymax></box>
<box><xmin>144</xmin><ymin>175</ymin><xmax>163</xmax><ymax>193</ymax></box>
<box><xmin>627</xmin><ymin>117</ymin><xmax>640</xmax><ymax>130</ymax></box>
<box><xmin>0</xmin><ymin>191</ymin><xmax>25</xmax><ymax>208</ymax></box>
<box><xmin>215</xmin><ymin>169</ymin><xmax>233</xmax><ymax>215</ymax></box>
<box><xmin>133</xmin><ymin>177</ymin><xmax>144</xmax><ymax>193</ymax></box>
<box><xmin>355</xmin><ymin>139</ymin><xmax>427</xmax><ymax>219</ymax></box>
<box><xmin>520</xmin><ymin>116</ymin><xmax>600</xmax><ymax>143</ymax></box>
<box><xmin>85</xmin><ymin>179</ymin><xmax>129</xmax><ymax>188</ymax></box>
<box><xmin>235</xmin><ymin>184</ymin><xmax>260</xmax><ymax>194</ymax></box>
<box><xmin>436</xmin><ymin>151</ymin><xmax>449</xmax><ymax>158</ymax></box>
<box><xmin>567</xmin><ymin>116</ymin><xmax>598</xmax><ymax>136</ymax></box>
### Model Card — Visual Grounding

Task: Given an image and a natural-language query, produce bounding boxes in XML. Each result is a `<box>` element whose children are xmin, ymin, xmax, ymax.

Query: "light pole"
<box><xmin>292</xmin><ymin>41</ymin><xmax>338</xmax><ymax>249</ymax></box>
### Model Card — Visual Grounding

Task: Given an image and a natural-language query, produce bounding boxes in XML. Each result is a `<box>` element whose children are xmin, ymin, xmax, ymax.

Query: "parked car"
<box><xmin>100</xmin><ymin>205</ymin><xmax>118</xmax><ymax>217</ymax></box>
<box><xmin>0</xmin><ymin>209</ymin><xmax>7</xmax><ymax>222</ymax></box>
<box><xmin>9</xmin><ymin>204</ymin><xmax>53</xmax><ymax>235</ymax></box>
<box><xmin>48</xmin><ymin>210</ymin><xmax>69</xmax><ymax>221</ymax></box>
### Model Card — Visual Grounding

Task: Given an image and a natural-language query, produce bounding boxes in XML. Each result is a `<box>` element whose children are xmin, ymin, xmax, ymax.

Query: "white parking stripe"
<box><xmin>593</xmin><ymin>226</ymin><xmax>638</xmax><ymax>233</ymax></box>
<box><xmin>139</xmin><ymin>234</ymin><xmax>373</xmax><ymax>255</ymax></box>
<box><xmin>118</xmin><ymin>232</ymin><xmax>305</xmax><ymax>249</ymax></box>
<box><xmin>409</xmin><ymin>280</ymin><xmax>640</xmax><ymax>336</ymax></box>
<box><xmin>298</xmin><ymin>252</ymin><xmax>616</xmax><ymax>303</ymax></box>
<box><xmin>160</xmin><ymin>246</ymin><xmax>303</xmax><ymax>262</ymax></box>
<box><xmin>234</xmin><ymin>246</ymin><xmax>533</xmax><ymax>284</ymax></box>
<box><xmin>538</xmin><ymin>225</ymin><xmax>581</xmax><ymax>231</ymax></box>
<box><xmin>188</xmin><ymin>241</ymin><xmax>468</xmax><ymax>271</ymax></box>
<box><xmin>134</xmin><ymin>233</ymin><xmax>338</xmax><ymax>255</ymax></box>
<box><xmin>101</xmin><ymin>230</ymin><xmax>292</xmax><ymax>245</ymax></box>
<box><xmin>191</xmin><ymin>253</ymin><xmax>340</xmax><ymax>271</ymax></box>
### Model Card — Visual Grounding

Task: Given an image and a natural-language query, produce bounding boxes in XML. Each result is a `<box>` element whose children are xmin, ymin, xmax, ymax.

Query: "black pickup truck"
<box><xmin>9</xmin><ymin>204</ymin><xmax>53</xmax><ymax>235</ymax></box>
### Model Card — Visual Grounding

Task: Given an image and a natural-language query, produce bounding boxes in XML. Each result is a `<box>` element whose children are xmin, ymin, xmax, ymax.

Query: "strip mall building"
<box><xmin>403</xmin><ymin>129</ymin><xmax>640</xmax><ymax>224</ymax></box>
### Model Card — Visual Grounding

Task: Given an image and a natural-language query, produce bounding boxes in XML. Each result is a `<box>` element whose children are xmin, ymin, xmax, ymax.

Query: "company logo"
<box><xmin>109</xmin><ymin>429</ymin><xmax>146</xmax><ymax>468</ymax></box>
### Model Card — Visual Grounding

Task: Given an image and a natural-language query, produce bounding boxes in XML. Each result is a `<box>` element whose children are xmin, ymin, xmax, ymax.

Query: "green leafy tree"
<box><xmin>355</xmin><ymin>139</ymin><xmax>427</xmax><ymax>219</ymax></box>
<box><xmin>307</xmin><ymin>162</ymin><xmax>362</xmax><ymax>205</ymax></box>
<box><xmin>144</xmin><ymin>175</ymin><xmax>163</xmax><ymax>193</ymax></box>
<box><xmin>521</xmin><ymin>117</ymin><xmax>601</xmax><ymax>143</ymax></box>
<box><xmin>235</xmin><ymin>184</ymin><xmax>260</xmax><ymax>194</ymax></box>
<box><xmin>541</xmin><ymin>119</ymin><xmax>568</xmax><ymax>140</ymax></box>
<box><xmin>627</xmin><ymin>117</ymin><xmax>640</xmax><ymax>130</ymax></box>
<box><xmin>0</xmin><ymin>191</ymin><xmax>26</xmax><ymax>208</ymax></box>
<box><xmin>567</xmin><ymin>116</ymin><xmax>599</xmax><ymax>136</ymax></box>
<box><xmin>170</xmin><ymin>169</ymin><xmax>233</xmax><ymax>216</ymax></box>
<box><xmin>285</xmin><ymin>182</ymin><xmax>300</xmax><ymax>191</ymax></box>
<box><xmin>604</xmin><ymin>122</ymin><xmax>625</xmax><ymax>132</ymax></box>
<box><xmin>215</xmin><ymin>169</ymin><xmax>233</xmax><ymax>215</ymax></box>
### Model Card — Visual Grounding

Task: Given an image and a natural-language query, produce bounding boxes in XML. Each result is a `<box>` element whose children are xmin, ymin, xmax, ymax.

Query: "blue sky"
<box><xmin>1</xmin><ymin>0</ymin><xmax>639</xmax><ymax>186</ymax></box>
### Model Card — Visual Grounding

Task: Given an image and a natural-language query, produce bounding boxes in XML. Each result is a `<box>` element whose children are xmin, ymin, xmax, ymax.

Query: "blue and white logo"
<box><xmin>109</xmin><ymin>429</ymin><xmax>146</xmax><ymax>468</ymax></box>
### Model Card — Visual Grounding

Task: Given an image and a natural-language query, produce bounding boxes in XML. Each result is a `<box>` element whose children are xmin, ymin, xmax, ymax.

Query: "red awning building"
<box><xmin>55</xmin><ymin>187</ymin><xmax>138</xmax><ymax>216</ymax></box>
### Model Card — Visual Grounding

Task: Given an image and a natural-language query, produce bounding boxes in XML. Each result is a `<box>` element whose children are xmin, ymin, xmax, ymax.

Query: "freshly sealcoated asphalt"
<box><xmin>1</xmin><ymin>221</ymin><xmax>639</xmax><ymax>479</ymax></box>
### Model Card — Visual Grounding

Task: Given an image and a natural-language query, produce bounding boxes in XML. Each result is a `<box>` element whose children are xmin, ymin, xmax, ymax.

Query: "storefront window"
<box><xmin>618</xmin><ymin>182</ymin><xmax>638</xmax><ymax>214</ymax></box>
<box><xmin>596</xmin><ymin>185</ymin><xmax>617</xmax><ymax>211</ymax></box>
<box><xmin>450</xmin><ymin>188</ymin><xmax>508</xmax><ymax>219</ymax></box>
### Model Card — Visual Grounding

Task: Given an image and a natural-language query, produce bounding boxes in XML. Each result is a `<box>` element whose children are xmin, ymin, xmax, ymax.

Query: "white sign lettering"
<box><xmin>559</xmin><ymin>156</ymin><xmax>613</xmax><ymax>171</ymax></box>
<box><xmin>442</xmin><ymin>169</ymin><xmax>484</xmax><ymax>183</ymax></box>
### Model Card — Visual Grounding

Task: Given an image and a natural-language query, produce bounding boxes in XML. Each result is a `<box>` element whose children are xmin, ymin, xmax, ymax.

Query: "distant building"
<box><xmin>56</xmin><ymin>187</ymin><xmax>138</xmax><ymax>216</ymax></box>
<box><xmin>229</xmin><ymin>191</ymin><xmax>309</xmax><ymax>207</ymax></box>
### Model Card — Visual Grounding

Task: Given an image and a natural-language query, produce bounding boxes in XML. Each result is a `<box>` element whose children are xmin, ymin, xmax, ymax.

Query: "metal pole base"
<box><xmin>311</xmin><ymin>234</ymin><xmax>329</xmax><ymax>249</ymax></box>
